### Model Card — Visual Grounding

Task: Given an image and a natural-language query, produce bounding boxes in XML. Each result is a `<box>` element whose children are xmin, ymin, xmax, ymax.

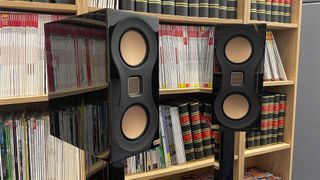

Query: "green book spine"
<box><xmin>260</xmin><ymin>95</ymin><xmax>269</xmax><ymax>146</ymax></box>
<box><xmin>271</xmin><ymin>0</ymin><xmax>279</xmax><ymax>22</ymax></box>
<box><xmin>267</xmin><ymin>95</ymin><xmax>275</xmax><ymax>144</ymax></box>
<box><xmin>254</xmin><ymin>131</ymin><xmax>261</xmax><ymax>148</ymax></box>
<box><xmin>250</xmin><ymin>0</ymin><xmax>257</xmax><ymax>20</ymax></box>
<box><xmin>175</xmin><ymin>0</ymin><xmax>188</xmax><ymax>16</ymax></box>
<box><xmin>227</xmin><ymin>0</ymin><xmax>237</xmax><ymax>19</ymax></box>
<box><xmin>257</xmin><ymin>0</ymin><xmax>266</xmax><ymax>21</ymax></box>
<box><xmin>246</xmin><ymin>131</ymin><xmax>255</xmax><ymax>149</ymax></box>
<box><xmin>272</xmin><ymin>94</ymin><xmax>280</xmax><ymax>144</ymax></box>
<box><xmin>265</xmin><ymin>0</ymin><xmax>272</xmax><ymax>21</ymax></box>
<box><xmin>219</xmin><ymin>0</ymin><xmax>227</xmax><ymax>18</ymax></box>
<box><xmin>199</xmin><ymin>0</ymin><xmax>209</xmax><ymax>17</ymax></box>
<box><xmin>278</xmin><ymin>0</ymin><xmax>284</xmax><ymax>22</ymax></box>
<box><xmin>136</xmin><ymin>0</ymin><xmax>148</xmax><ymax>12</ymax></box>
<box><xmin>278</xmin><ymin>94</ymin><xmax>287</xmax><ymax>142</ymax></box>
<box><xmin>209</xmin><ymin>0</ymin><xmax>220</xmax><ymax>18</ymax></box>
<box><xmin>189</xmin><ymin>0</ymin><xmax>199</xmax><ymax>17</ymax></box>
<box><xmin>148</xmin><ymin>0</ymin><xmax>162</xmax><ymax>13</ymax></box>
<box><xmin>120</xmin><ymin>0</ymin><xmax>135</xmax><ymax>10</ymax></box>
<box><xmin>284</xmin><ymin>0</ymin><xmax>291</xmax><ymax>23</ymax></box>
<box><xmin>5</xmin><ymin>124</ymin><xmax>12</xmax><ymax>180</ymax></box>
<box><xmin>162</xmin><ymin>0</ymin><xmax>175</xmax><ymax>14</ymax></box>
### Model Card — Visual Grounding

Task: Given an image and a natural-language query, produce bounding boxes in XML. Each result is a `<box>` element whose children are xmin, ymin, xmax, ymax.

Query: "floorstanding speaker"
<box><xmin>44</xmin><ymin>9</ymin><xmax>159</xmax><ymax>179</ymax></box>
<box><xmin>212</xmin><ymin>24</ymin><xmax>266</xmax><ymax>180</ymax></box>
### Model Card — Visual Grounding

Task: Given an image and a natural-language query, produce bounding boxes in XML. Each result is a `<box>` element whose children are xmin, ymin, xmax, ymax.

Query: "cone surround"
<box><xmin>122</xmin><ymin>105</ymin><xmax>148</xmax><ymax>140</ymax></box>
<box><xmin>225</xmin><ymin>36</ymin><xmax>252</xmax><ymax>64</ymax></box>
<box><xmin>223</xmin><ymin>94</ymin><xmax>249</xmax><ymax>120</ymax></box>
<box><xmin>120</xmin><ymin>30</ymin><xmax>147</xmax><ymax>66</ymax></box>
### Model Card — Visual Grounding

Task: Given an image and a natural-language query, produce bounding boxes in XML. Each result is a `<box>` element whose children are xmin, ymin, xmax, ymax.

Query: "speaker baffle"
<box><xmin>121</xmin><ymin>105</ymin><xmax>148</xmax><ymax>140</ymax></box>
<box><xmin>120</xmin><ymin>30</ymin><xmax>147</xmax><ymax>67</ymax></box>
<box><xmin>225</xmin><ymin>36</ymin><xmax>252</xmax><ymax>64</ymax></box>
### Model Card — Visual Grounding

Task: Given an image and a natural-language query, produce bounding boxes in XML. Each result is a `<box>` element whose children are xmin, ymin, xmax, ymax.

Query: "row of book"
<box><xmin>88</xmin><ymin>0</ymin><xmax>119</xmax><ymax>8</ymax></box>
<box><xmin>46</xmin><ymin>23</ymin><xmax>107</xmax><ymax>93</ymax></box>
<box><xmin>120</xmin><ymin>0</ymin><xmax>238</xmax><ymax>19</ymax></box>
<box><xmin>0</xmin><ymin>112</ymin><xmax>84</xmax><ymax>180</ymax></box>
<box><xmin>125</xmin><ymin>102</ymin><xmax>221</xmax><ymax>175</ymax></box>
<box><xmin>251</xmin><ymin>0</ymin><xmax>292</xmax><ymax>23</ymax></box>
<box><xmin>0</xmin><ymin>12</ymin><xmax>67</xmax><ymax>98</ymax></box>
<box><xmin>246</xmin><ymin>93</ymin><xmax>287</xmax><ymax>149</ymax></box>
<box><xmin>244</xmin><ymin>167</ymin><xmax>282</xmax><ymax>180</ymax></box>
<box><xmin>159</xmin><ymin>25</ymin><xmax>215</xmax><ymax>89</ymax></box>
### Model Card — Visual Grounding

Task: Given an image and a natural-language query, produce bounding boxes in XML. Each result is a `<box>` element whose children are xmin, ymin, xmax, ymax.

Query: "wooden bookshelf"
<box><xmin>0</xmin><ymin>95</ymin><xmax>48</xmax><ymax>106</ymax></box>
<box><xmin>0</xmin><ymin>1</ymin><xmax>77</xmax><ymax>13</ymax></box>
<box><xmin>244</xmin><ymin>143</ymin><xmax>291</xmax><ymax>158</ymax></box>
<box><xmin>86</xmin><ymin>160</ymin><xmax>108</xmax><ymax>178</ymax></box>
<box><xmin>247</xmin><ymin>20</ymin><xmax>298</xmax><ymax>30</ymax></box>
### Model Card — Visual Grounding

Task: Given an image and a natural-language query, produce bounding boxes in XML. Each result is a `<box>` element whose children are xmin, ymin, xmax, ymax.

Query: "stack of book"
<box><xmin>46</xmin><ymin>24</ymin><xmax>107</xmax><ymax>93</ymax></box>
<box><xmin>246</xmin><ymin>93</ymin><xmax>287</xmax><ymax>149</ymax></box>
<box><xmin>244</xmin><ymin>167</ymin><xmax>282</xmax><ymax>180</ymax></box>
<box><xmin>0</xmin><ymin>12</ymin><xmax>67</xmax><ymax>98</ymax></box>
<box><xmin>0</xmin><ymin>111</ymin><xmax>83</xmax><ymax>180</ymax></box>
<box><xmin>159</xmin><ymin>24</ymin><xmax>215</xmax><ymax>89</ymax></box>
<box><xmin>120</xmin><ymin>0</ymin><xmax>238</xmax><ymax>19</ymax></box>
<box><xmin>264</xmin><ymin>31</ymin><xmax>287</xmax><ymax>81</ymax></box>
<box><xmin>251</xmin><ymin>0</ymin><xmax>292</xmax><ymax>23</ymax></box>
<box><xmin>88</xmin><ymin>0</ymin><xmax>119</xmax><ymax>9</ymax></box>
<box><xmin>125</xmin><ymin>102</ymin><xmax>220</xmax><ymax>175</ymax></box>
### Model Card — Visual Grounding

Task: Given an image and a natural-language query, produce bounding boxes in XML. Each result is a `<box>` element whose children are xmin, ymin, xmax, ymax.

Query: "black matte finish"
<box><xmin>219</xmin><ymin>130</ymin><xmax>234</xmax><ymax>180</ymax></box>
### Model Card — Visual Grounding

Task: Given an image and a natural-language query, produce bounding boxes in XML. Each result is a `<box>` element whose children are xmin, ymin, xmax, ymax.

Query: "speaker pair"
<box><xmin>213</xmin><ymin>24</ymin><xmax>266</xmax><ymax>131</ymax></box>
<box><xmin>45</xmin><ymin>9</ymin><xmax>159</xmax><ymax>166</ymax></box>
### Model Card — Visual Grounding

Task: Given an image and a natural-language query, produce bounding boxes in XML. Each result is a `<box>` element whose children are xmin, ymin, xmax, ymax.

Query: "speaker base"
<box><xmin>219</xmin><ymin>130</ymin><xmax>235</xmax><ymax>180</ymax></box>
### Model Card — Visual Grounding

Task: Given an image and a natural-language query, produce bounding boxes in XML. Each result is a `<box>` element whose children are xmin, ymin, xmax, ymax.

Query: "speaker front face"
<box><xmin>108</xmin><ymin>10</ymin><xmax>159</xmax><ymax>163</ymax></box>
<box><xmin>213</xmin><ymin>24</ymin><xmax>266</xmax><ymax>131</ymax></box>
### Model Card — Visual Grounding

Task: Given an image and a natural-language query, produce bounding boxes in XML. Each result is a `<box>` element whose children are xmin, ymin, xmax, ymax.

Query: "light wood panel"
<box><xmin>0</xmin><ymin>95</ymin><xmax>48</xmax><ymax>106</ymax></box>
<box><xmin>245</xmin><ymin>143</ymin><xmax>291</xmax><ymax>158</ymax></box>
<box><xmin>0</xmin><ymin>1</ymin><xmax>77</xmax><ymax>13</ymax></box>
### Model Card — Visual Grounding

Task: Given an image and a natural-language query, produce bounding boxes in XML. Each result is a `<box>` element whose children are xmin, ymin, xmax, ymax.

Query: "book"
<box><xmin>148</xmin><ymin>0</ymin><xmax>161</xmax><ymax>13</ymax></box>
<box><xmin>246</xmin><ymin>131</ymin><xmax>255</xmax><ymax>149</ymax></box>
<box><xmin>271</xmin><ymin>0</ymin><xmax>279</xmax><ymax>22</ymax></box>
<box><xmin>162</xmin><ymin>0</ymin><xmax>175</xmax><ymax>14</ymax></box>
<box><xmin>89</xmin><ymin>0</ymin><xmax>118</xmax><ymax>8</ymax></box>
<box><xmin>170</xmin><ymin>106</ymin><xmax>186</xmax><ymax>164</ymax></box>
<box><xmin>265</xmin><ymin>0</ymin><xmax>272</xmax><ymax>21</ymax></box>
<box><xmin>120</xmin><ymin>0</ymin><xmax>135</xmax><ymax>10</ymax></box>
<box><xmin>136</xmin><ymin>0</ymin><xmax>148</xmax><ymax>12</ymax></box>
<box><xmin>278</xmin><ymin>94</ymin><xmax>286</xmax><ymax>142</ymax></box>
<box><xmin>219</xmin><ymin>0</ymin><xmax>227</xmax><ymax>18</ymax></box>
<box><xmin>244</xmin><ymin>167</ymin><xmax>282</xmax><ymax>179</ymax></box>
<box><xmin>209</xmin><ymin>0</ymin><xmax>220</xmax><ymax>18</ymax></box>
<box><xmin>175</xmin><ymin>0</ymin><xmax>188</xmax><ymax>16</ymax></box>
<box><xmin>189</xmin><ymin>102</ymin><xmax>204</xmax><ymax>159</ymax></box>
<box><xmin>267</xmin><ymin>95</ymin><xmax>275</xmax><ymax>145</ymax></box>
<box><xmin>284</xmin><ymin>0</ymin><xmax>291</xmax><ymax>23</ymax></box>
<box><xmin>201</xmin><ymin>104</ymin><xmax>213</xmax><ymax>157</ymax></box>
<box><xmin>227</xmin><ymin>0</ymin><xmax>237</xmax><ymax>19</ymax></box>
<box><xmin>254</xmin><ymin>131</ymin><xmax>261</xmax><ymax>148</ymax></box>
<box><xmin>257</xmin><ymin>0</ymin><xmax>266</xmax><ymax>21</ymax></box>
<box><xmin>199</xmin><ymin>0</ymin><xmax>209</xmax><ymax>17</ymax></box>
<box><xmin>250</xmin><ymin>0</ymin><xmax>258</xmax><ymax>20</ymax></box>
<box><xmin>272</xmin><ymin>94</ymin><xmax>280</xmax><ymax>144</ymax></box>
<box><xmin>260</xmin><ymin>95</ymin><xmax>269</xmax><ymax>146</ymax></box>
<box><xmin>278</xmin><ymin>0</ymin><xmax>284</xmax><ymax>22</ymax></box>
<box><xmin>189</xmin><ymin>0</ymin><xmax>200</xmax><ymax>17</ymax></box>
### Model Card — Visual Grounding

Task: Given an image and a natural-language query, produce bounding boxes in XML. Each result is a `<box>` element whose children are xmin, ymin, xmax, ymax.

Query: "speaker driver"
<box><xmin>222</xmin><ymin>94</ymin><xmax>250</xmax><ymax>120</ymax></box>
<box><xmin>120</xmin><ymin>30</ymin><xmax>147</xmax><ymax>66</ymax></box>
<box><xmin>121</xmin><ymin>105</ymin><xmax>148</xmax><ymax>140</ymax></box>
<box><xmin>225</xmin><ymin>36</ymin><xmax>252</xmax><ymax>64</ymax></box>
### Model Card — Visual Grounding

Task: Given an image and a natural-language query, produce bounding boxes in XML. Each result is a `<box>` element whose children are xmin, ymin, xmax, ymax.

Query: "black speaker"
<box><xmin>213</xmin><ymin>24</ymin><xmax>266</xmax><ymax>131</ymax></box>
<box><xmin>44</xmin><ymin>8</ymin><xmax>159</xmax><ymax>175</ymax></box>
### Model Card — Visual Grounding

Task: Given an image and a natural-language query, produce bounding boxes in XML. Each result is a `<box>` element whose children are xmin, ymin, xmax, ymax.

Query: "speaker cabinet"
<box><xmin>45</xmin><ymin>9</ymin><xmax>159</xmax><ymax>166</ymax></box>
<box><xmin>213</xmin><ymin>24</ymin><xmax>266</xmax><ymax>131</ymax></box>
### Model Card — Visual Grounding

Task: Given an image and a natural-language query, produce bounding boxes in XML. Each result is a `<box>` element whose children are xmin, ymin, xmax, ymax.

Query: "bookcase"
<box><xmin>0</xmin><ymin>0</ymin><xmax>302</xmax><ymax>179</ymax></box>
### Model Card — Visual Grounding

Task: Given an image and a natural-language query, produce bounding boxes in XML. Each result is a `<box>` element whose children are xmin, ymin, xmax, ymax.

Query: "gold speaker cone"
<box><xmin>223</xmin><ymin>94</ymin><xmax>249</xmax><ymax>120</ymax></box>
<box><xmin>120</xmin><ymin>30</ymin><xmax>147</xmax><ymax>66</ymax></box>
<box><xmin>225</xmin><ymin>36</ymin><xmax>252</xmax><ymax>64</ymax></box>
<box><xmin>122</xmin><ymin>105</ymin><xmax>148</xmax><ymax>140</ymax></box>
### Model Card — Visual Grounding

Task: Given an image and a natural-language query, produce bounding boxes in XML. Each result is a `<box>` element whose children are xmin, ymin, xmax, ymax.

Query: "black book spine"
<box><xmin>265</xmin><ymin>0</ymin><xmax>272</xmax><ymax>21</ymax></box>
<box><xmin>260</xmin><ymin>95</ymin><xmax>269</xmax><ymax>146</ymax></box>
<box><xmin>227</xmin><ymin>0</ymin><xmax>237</xmax><ymax>19</ymax></box>
<box><xmin>175</xmin><ymin>0</ymin><xmax>188</xmax><ymax>16</ymax></box>
<box><xmin>271</xmin><ymin>0</ymin><xmax>279</xmax><ymax>22</ymax></box>
<box><xmin>254</xmin><ymin>131</ymin><xmax>261</xmax><ymax>147</ymax></box>
<box><xmin>284</xmin><ymin>0</ymin><xmax>291</xmax><ymax>23</ymax></box>
<box><xmin>148</xmin><ymin>0</ymin><xmax>162</xmax><ymax>13</ymax></box>
<box><xmin>201</xmin><ymin>104</ymin><xmax>213</xmax><ymax>157</ymax></box>
<box><xmin>250</xmin><ymin>0</ymin><xmax>257</xmax><ymax>20</ymax></box>
<box><xmin>162</xmin><ymin>0</ymin><xmax>175</xmax><ymax>14</ymax></box>
<box><xmin>278</xmin><ymin>94</ymin><xmax>286</xmax><ymax>142</ymax></box>
<box><xmin>136</xmin><ymin>0</ymin><xmax>148</xmax><ymax>12</ymax></box>
<box><xmin>246</xmin><ymin>131</ymin><xmax>254</xmax><ymax>149</ymax></box>
<box><xmin>209</xmin><ymin>0</ymin><xmax>220</xmax><ymax>18</ymax></box>
<box><xmin>272</xmin><ymin>94</ymin><xmax>280</xmax><ymax>144</ymax></box>
<box><xmin>189</xmin><ymin>0</ymin><xmax>199</xmax><ymax>17</ymax></box>
<box><xmin>278</xmin><ymin>0</ymin><xmax>284</xmax><ymax>22</ymax></box>
<box><xmin>267</xmin><ymin>95</ymin><xmax>275</xmax><ymax>145</ymax></box>
<box><xmin>219</xmin><ymin>0</ymin><xmax>227</xmax><ymax>18</ymax></box>
<box><xmin>257</xmin><ymin>0</ymin><xmax>266</xmax><ymax>21</ymax></box>
<box><xmin>199</xmin><ymin>0</ymin><xmax>209</xmax><ymax>17</ymax></box>
<box><xmin>120</xmin><ymin>0</ymin><xmax>135</xmax><ymax>10</ymax></box>
<box><xmin>189</xmin><ymin>102</ymin><xmax>204</xmax><ymax>159</ymax></box>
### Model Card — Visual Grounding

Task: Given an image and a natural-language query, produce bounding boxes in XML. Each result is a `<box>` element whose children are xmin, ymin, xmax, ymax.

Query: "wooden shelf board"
<box><xmin>125</xmin><ymin>158</ymin><xmax>217</xmax><ymax>180</ymax></box>
<box><xmin>160</xmin><ymin>80</ymin><xmax>295</xmax><ymax>95</ymax></box>
<box><xmin>0</xmin><ymin>1</ymin><xmax>77</xmax><ymax>13</ymax></box>
<box><xmin>248</xmin><ymin>20</ymin><xmax>298</xmax><ymax>30</ymax></box>
<box><xmin>244</xmin><ymin>143</ymin><xmax>291</xmax><ymax>158</ymax></box>
<box><xmin>88</xmin><ymin>7</ymin><xmax>242</xmax><ymax>25</ymax></box>
<box><xmin>48</xmin><ymin>83</ymin><xmax>108</xmax><ymax>99</ymax></box>
<box><xmin>86</xmin><ymin>160</ymin><xmax>107</xmax><ymax>178</ymax></box>
<box><xmin>0</xmin><ymin>94</ymin><xmax>48</xmax><ymax>105</ymax></box>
